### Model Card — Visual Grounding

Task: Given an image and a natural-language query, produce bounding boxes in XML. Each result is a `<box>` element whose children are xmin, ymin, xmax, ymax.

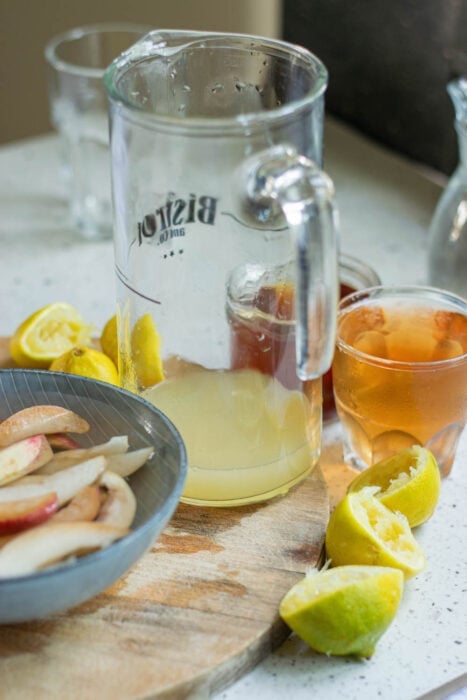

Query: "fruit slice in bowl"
<box><xmin>0</xmin><ymin>492</ymin><xmax>59</xmax><ymax>535</ymax></box>
<box><xmin>0</xmin><ymin>435</ymin><xmax>53</xmax><ymax>485</ymax></box>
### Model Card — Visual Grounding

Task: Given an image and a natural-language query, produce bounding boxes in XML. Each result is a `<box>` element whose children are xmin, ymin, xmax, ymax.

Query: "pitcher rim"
<box><xmin>103</xmin><ymin>29</ymin><xmax>329</xmax><ymax>132</ymax></box>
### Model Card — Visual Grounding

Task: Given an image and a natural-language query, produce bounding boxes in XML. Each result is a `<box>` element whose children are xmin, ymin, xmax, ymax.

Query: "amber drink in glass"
<box><xmin>332</xmin><ymin>286</ymin><xmax>467</xmax><ymax>476</ymax></box>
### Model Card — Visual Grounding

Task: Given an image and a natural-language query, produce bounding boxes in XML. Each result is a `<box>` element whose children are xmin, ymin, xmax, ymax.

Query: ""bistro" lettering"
<box><xmin>137</xmin><ymin>193</ymin><xmax>218</xmax><ymax>245</ymax></box>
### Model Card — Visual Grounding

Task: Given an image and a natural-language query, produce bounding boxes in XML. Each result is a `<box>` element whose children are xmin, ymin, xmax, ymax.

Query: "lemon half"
<box><xmin>10</xmin><ymin>303</ymin><xmax>92</xmax><ymax>369</ymax></box>
<box><xmin>348</xmin><ymin>446</ymin><xmax>441</xmax><ymax>527</ymax></box>
<box><xmin>325</xmin><ymin>488</ymin><xmax>425</xmax><ymax>578</ymax></box>
<box><xmin>280</xmin><ymin>565</ymin><xmax>404</xmax><ymax>658</ymax></box>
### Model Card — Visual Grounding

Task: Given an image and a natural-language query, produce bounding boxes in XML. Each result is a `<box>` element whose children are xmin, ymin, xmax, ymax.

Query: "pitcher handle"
<box><xmin>243</xmin><ymin>145</ymin><xmax>339</xmax><ymax>380</ymax></box>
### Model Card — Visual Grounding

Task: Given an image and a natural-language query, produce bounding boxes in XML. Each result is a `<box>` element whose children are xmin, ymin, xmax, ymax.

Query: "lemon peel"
<box><xmin>10</xmin><ymin>303</ymin><xmax>92</xmax><ymax>369</ymax></box>
<box><xmin>348</xmin><ymin>446</ymin><xmax>441</xmax><ymax>527</ymax></box>
<box><xmin>280</xmin><ymin>564</ymin><xmax>404</xmax><ymax>658</ymax></box>
<box><xmin>325</xmin><ymin>488</ymin><xmax>425</xmax><ymax>578</ymax></box>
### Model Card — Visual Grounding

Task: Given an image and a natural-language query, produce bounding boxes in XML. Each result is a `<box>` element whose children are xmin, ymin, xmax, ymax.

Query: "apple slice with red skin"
<box><xmin>0</xmin><ymin>521</ymin><xmax>128</xmax><ymax>577</ymax></box>
<box><xmin>0</xmin><ymin>456</ymin><xmax>106</xmax><ymax>506</ymax></box>
<box><xmin>0</xmin><ymin>434</ymin><xmax>53</xmax><ymax>486</ymax></box>
<box><xmin>0</xmin><ymin>492</ymin><xmax>58</xmax><ymax>535</ymax></box>
<box><xmin>47</xmin><ymin>434</ymin><xmax>82</xmax><ymax>451</ymax></box>
<box><xmin>0</xmin><ymin>406</ymin><xmax>89</xmax><ymax>448</ymax></box>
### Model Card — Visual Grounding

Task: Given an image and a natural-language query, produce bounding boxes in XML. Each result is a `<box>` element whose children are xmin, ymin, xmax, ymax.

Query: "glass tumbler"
<box><xmin>333</xmin><ymin>285</ymin><xmax>467</xmax><ymax>476</ymax></box>
<box><xmin>45</xmin><ymin>23</ymin><xmax>150</xmax><ymax>239</ymax></box>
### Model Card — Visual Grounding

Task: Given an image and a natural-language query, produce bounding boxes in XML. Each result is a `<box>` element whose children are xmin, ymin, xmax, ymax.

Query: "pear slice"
<box><xmin>37</xmin><ymin>436</ymin><xmax>130</xmax><ymax>475</ymax></box>
<box><xmin>0</xmin><ymin>406</ymin><xmax>89</xmax><ymax>448</ymax></box>
<box><xmin>0</xmin><ymin>521</ymin><xmax>128</xmax><ymax>577</ymax></box>
<box><xmin>0</xmin><ymin>434</ymin><xmax>53</xmax><ymax>485</ymax></box>
<box><xmin>97</xmin><ymin>471</ymin><xmax>137</xmax><ymax>528</ymax></box>
<box><xmin>51</xmin><ymin>486</ymin><xmax>101</xmax><ymax>523</ymax></box>
<box><xmin>0</xmin><ymin>456</ymin><xmax>106</xmax><ymax>506</ymax></box>
<box><xmin>105</xmin><ymin>447</ymin><xmax>154</xmax><ymax>478</ymax></box>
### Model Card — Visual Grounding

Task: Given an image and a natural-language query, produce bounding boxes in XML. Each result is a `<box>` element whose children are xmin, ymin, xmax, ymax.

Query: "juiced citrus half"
<box><xmin>280</xmin><ymin>565</ymin><xmax>404</xmax><ymax>658</ymax></box>
<box><xmin>49</xmin><ymin>346</ymin><xmax>119</xmax><ymax>386</ymax></box>
<box><xmin>348</xmin><ymin>446</ymin><xmax>441</xmax><ymax>527</ymax></box>
<box><xmin>10</xmin><ymin>303</ymin><xmax>92</xmax><ymax>369</ymax></box>
<box><xmin>325</xmin><ymin>488</ymin><xmax>425</xmax><ymax>578</ymax></box>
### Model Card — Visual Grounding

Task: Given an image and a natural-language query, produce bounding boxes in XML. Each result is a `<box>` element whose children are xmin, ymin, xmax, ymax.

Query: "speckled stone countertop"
<box><xmin>0</xmin><ymin>118</ymin><xmax>465</xmax><ymax>700</ymax></box>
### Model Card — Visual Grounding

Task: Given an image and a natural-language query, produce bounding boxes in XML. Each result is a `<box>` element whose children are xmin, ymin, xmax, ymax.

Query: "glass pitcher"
<box><xmin>428</xmin><ymin>77</ymin><xmax>467</xmax><ymax>297</ymax></box>
<box><xmin>104</xmin><ymin>30</ymin><xmax>339</xmax><ymax>506</ymax></box>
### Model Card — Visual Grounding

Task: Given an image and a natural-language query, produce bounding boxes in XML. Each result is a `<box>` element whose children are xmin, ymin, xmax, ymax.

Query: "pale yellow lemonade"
<box><xmin>143</xmin><ymin>367</ymin><xmax>321</xmax><ymax>506</ymax></box>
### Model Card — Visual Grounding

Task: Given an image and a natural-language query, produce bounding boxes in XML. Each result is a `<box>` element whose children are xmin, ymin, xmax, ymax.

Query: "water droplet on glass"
<box><xmin>235</xmin><ymin>81</ymin><xmax>247</xmax><ymax>92</ymax></box>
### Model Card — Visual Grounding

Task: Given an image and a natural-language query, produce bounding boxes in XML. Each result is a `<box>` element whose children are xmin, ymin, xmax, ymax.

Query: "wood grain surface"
<box><xmin>0</xmin><ymin>339</ymin><xmax>330</xmax><ymax>699</ymax></box>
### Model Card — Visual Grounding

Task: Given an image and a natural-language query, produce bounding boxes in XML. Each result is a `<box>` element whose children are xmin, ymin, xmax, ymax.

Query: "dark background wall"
<box><xmin>283</xmin><ymin>0</ymin><xmax>467</xmax><ymax>175</ymax></box>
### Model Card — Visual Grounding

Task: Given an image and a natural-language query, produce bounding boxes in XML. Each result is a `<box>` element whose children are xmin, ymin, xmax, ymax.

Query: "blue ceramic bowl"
<box><xmin>0</xmin><ymin>369</ymin><xmax>187</xmax><ymax>624</ymax></box>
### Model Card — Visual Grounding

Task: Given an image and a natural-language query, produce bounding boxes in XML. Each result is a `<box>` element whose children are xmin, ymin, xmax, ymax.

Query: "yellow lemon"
<box><xmin>10</xmin><ymin>303</ymin><xmax>92</xmax><ymax>369</ymax></box>
<box><xmin>280</xmin><ymin>565</ymin><xmax>404</xmax><ymax>658</ymax></box>
<box><xmin>49</xmin><ymin>346</ymin><xmax>119</xmax><ymax>386</ymax></box>
<box><xmin>100</xmin><ymin>315</ymin><xmax>118</xmax><ymax>367</ymax></box>
<box><xmin>325</xmin><ymin>488</ymin><xmax>425</xmax><ymax>578</ymax></box>
<box><xmin>348</xmin><ymin>446</ymin><xmax>441</xmax><ymax>528</ymax></box>
<box><xmin>131</xmin><ymin>314</ymin><xmax>165</xmax><ymax>389</ymax></box>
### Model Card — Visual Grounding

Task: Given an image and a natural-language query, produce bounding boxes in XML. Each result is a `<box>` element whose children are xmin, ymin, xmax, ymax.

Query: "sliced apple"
<box><xmin>0</xmin><ymin>434</ymin><xmax>53</xmax><ymax>486</ymax></box>
<box><xmin>97</xmin><ymin>471</ymin><xmax>137</xmax><ymax>528</ymax></box>
<box><xmin>0</xmin><ymin>492</ymin><xmax>58</xmax><ymax>535</ymax></box>
<box><xmin>0</xmin><ymin>406</ymin><xmax>90</xmax><ymax>448</ymax></box>
<box><xmin>0</xmin><ymin>521</ymin><xmax>128</xmax><ymax>577</ymax></box>
<box><xmin>0</xmin><ymin>456</ymin><xmax>106</xmax><ymax>506</ymax></box>
<box><xmin>51</xmin><ymin>485</ymin><xmax>101</xmax><ymax>523</ymax></box>
<box><xmin>37</xmin><ymin>435</ymin><xmax>129</xmax><ymax>475</ymax></box>
<box><xmin>47</xmin><ymin>434</ymin><xmax>82</xmax><ymax>451</ymax></box>
<box><xmin>105</xmin><ymin>447</ymin><xmax>154</xmax><ymax>478</ymax></box>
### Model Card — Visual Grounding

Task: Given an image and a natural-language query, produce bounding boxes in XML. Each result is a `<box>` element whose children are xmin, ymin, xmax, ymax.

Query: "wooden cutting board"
<box><xmin>0</xmin><ymin>339</ymin><xmax>330</xmax><ymax>700</ymax></box>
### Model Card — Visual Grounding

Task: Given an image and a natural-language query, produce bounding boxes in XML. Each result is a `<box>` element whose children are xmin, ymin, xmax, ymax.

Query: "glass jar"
<box><xmin>428</xmin><ymin>78</ymin><xmax>467</xmax><ymax>298</ymax></box>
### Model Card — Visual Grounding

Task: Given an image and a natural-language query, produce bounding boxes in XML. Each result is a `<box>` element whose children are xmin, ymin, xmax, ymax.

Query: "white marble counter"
<box><xmin>0</xmin><ymin>119</ymin><xmax>465</xmax><ymax>700</ymax></box>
